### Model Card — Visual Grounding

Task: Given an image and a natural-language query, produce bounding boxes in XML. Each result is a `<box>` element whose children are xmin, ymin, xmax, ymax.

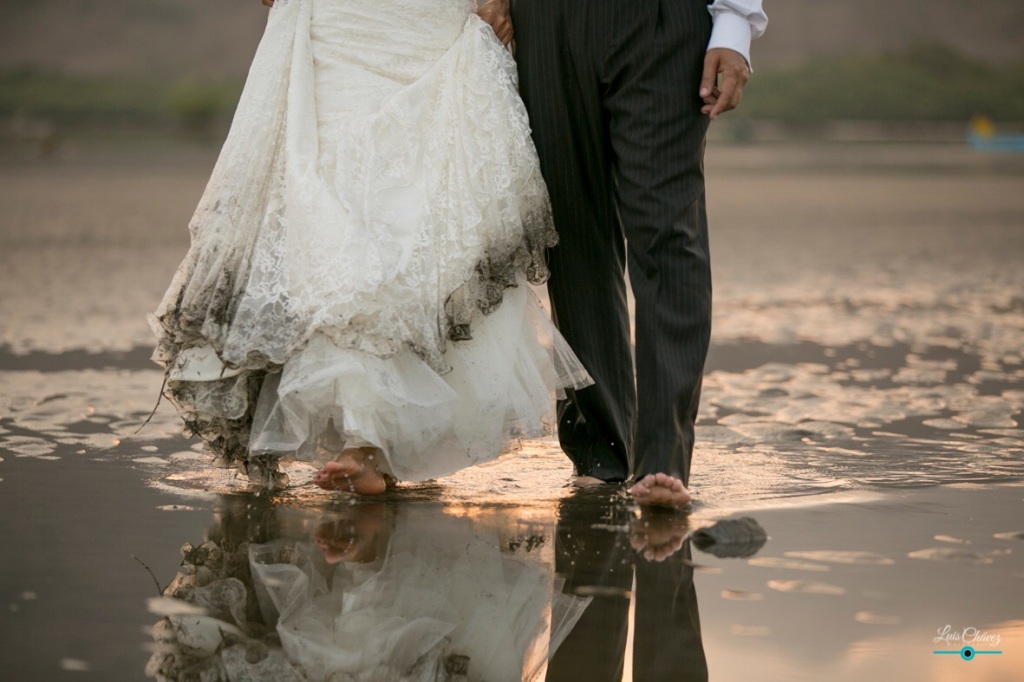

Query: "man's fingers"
<box><xmin>261</xmin><ymin>0</ymin><xmax>273</xmax><ymax>7</ymax></box>
<box><xmin>701</xmin><ymin>86</ymin><xmax>721</xmax><ymax>104</ymax></box>
<box><xmin>709</xmin><ymin>73</ymin><xmax>740</xmax><ymax>119</ymax></box>
<box><xmin>702</xmin><ymin>48</ymin><xmax>750</xmax><ymax>119</ymax></box>
<box><xmin>699</xmin><ymin>53</ymin><xmax>720</xmax><ymax>99</ymax></box>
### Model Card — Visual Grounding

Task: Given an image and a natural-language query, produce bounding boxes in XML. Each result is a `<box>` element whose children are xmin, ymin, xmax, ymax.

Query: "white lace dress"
<box><xmin>149</xmin><ymin>0</ymin><xmax>590</xmax><ymax>482</ymax></box>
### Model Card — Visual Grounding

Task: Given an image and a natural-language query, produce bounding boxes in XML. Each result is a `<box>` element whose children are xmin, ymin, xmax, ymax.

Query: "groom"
<box><xmin>482</xmin><ymin>0</ymin><xmax>767</xmax><ymax>508</ymax></box>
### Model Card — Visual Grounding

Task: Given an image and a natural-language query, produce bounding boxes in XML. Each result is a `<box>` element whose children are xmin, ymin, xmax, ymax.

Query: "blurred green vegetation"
<box><xmin>739</xmin><ymin>43</ymin><xmax>1024</xmax><ymax>122</ymax></box>
<box><xmin>0</xmin><ymin>69</ymin><xmax>242</xmax><ymax>132</ymax></box>
<box><xmin>2</xmin><ymin>43</ymin><xmax>1023</xmax><ymax>131</ymax></box>
<box><xmin>167</xmin><ymin>81</ymin><xmax>240</xmax><ymax>133</ymax></box>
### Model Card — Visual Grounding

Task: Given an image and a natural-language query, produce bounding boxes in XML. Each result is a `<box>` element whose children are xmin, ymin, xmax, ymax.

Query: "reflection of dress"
<box><xmin>250</xmin><ymin>510</ymin><xmax>589</xmax><ymax>681</ymax></box>
<box><xmin>149</xmin><ymin>0</ymin><xmax>589</xmax><ymax>480</ymax></box>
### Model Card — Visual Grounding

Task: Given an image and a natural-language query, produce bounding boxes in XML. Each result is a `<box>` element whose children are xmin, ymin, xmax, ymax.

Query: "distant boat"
<box><xmin>968</xmin><ymin>115</ymin><xmax>1024</xmax><ymax>153</ymax></box>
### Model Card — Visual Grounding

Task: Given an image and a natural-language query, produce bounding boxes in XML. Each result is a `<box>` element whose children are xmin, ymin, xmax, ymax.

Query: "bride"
<box><xmin>149</xmin><ymin>0</ymin><xmax>590</xmax><ymax>493</ymax></box>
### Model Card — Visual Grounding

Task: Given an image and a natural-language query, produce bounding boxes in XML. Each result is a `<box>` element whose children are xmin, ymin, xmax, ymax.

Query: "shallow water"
<box><xmin>1</xmin><ymin>140</ymin><xmax>1022</xmax><ymax>680</ymax></box>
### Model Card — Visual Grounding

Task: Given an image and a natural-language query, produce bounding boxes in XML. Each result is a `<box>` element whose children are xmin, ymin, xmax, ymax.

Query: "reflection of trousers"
<box><xmin>513</xmin><ymin>0</ymin><xmax>713</xmax><ymax>485</ymax></box>
<box><xmin>546</xmin><ymin>497</ymin><xmax>708</xmax><ymax>681</ymax></box>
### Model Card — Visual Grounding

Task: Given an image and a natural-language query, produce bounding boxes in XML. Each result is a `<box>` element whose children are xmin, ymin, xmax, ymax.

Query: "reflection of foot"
<box><xmin>629</xmin><ymin>473</ymin><xmax>691</xmax><ymax>509</ymax></box>
<box><xmin>570</xmin><ymin>475</ymin><xmax>605</xmax><ymax>488</ymax></box>
<box><xmin>313</xmin><ymin>447</ymin><xmax>393</xmax><ymax>495</ymax></box>
<box><xmin>630</xmin><ymin>509</ymin><xmax>691</xmax><ymax>562</ymax></box>
<box><xmin>314</xmin><ymin>508</ymin><xmax>389</xmax><ymax>564</ymax></box>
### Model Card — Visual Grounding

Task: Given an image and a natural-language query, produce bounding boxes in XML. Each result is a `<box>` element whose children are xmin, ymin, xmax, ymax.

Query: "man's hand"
<box><xmin>477</xmin><ymin>0</ymin><xmax>513</xmax><ymax>46</ymax></box>
<box><xmin>699</xmin><ymin>48</ymin><xmax>750</xmax><ymax>120</ymax></box>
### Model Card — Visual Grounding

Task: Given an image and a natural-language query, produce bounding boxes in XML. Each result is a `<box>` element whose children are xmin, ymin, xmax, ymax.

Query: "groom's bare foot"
<box><xmin>313</xmin><ymin>447</ymin><xmax>392</xmax><ymax>496</ymax></box>
<box><xmin>629</xmin><ymin>473</ymin><xmax>691</xmax><ymax>509</ymax></box>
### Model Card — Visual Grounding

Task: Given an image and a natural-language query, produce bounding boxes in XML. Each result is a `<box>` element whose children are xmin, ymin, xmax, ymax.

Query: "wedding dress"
<box><xmin>149</xmin><ymin>0</ymin><xmax>590</xmax><ymax>482</ymax></box>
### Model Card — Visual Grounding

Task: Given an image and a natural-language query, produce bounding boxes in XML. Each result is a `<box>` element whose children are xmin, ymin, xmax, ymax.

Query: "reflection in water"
<box><xmin>547</xmin><ymin>491</ymin><xmax>708</xmax><ymax>682</ymax></box>
<box><xmin>251</xmin><ymin>509</ymin><xmax>581</xmax><ymax>681</ymax></box>
<box><xmin>147</xmin><ymin>496</ymin><xmax>580</xmax><ymax>680</ymax></box>
<box><xmin>145</xmin><ymin>491</ymin><xmax>719</xmax><ymax>681</ymax></box>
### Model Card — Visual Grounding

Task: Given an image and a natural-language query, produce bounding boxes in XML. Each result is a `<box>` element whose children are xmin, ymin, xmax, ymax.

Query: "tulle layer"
<box><xmin>165</xmin><ymin>279</ymin><xmax>590</xmax><ymax>481</ymax></box>
<box><xmin>246</xmin><ymin>282</ymin><xmax>590</xmax><ymax>481</ymax></box>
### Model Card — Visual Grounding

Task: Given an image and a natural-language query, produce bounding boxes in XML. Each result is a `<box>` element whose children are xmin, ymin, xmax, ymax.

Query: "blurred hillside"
<box><xmin>2</xmin><ymin>0</ymin><xmax>1023</xmax><ymax>133</ymax></box>
<box><xmin>753</xmin><ymin>0</ymin><xmax>1024</xmax><ymax>69</ymax></box>
<box><xmin>0</xmin><ymin>0</ymin><xmax>266</xmax><ymax>79</ymax></box>
<box><xmin>3</xmin><ymin>0</ymin><xmax>1023</xmax><ymax>77</ymax></box>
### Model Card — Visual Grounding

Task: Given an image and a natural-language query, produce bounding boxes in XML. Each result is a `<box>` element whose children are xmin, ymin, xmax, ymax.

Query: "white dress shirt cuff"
<box><xmin>706</xmin><ymin>10</ymin><xmax>753</xmax><ymax>68</ymax></box>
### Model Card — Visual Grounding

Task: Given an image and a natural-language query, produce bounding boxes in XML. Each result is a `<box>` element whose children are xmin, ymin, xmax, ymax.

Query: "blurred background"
<box><xmin>2</xmin><ymin>0</ymin><xmax>1024</xmax><ymax>148</ymax></box>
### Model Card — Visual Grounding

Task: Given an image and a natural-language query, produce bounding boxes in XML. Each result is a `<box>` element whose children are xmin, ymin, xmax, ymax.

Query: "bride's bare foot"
<box><xmin>629</xmin><ymin>473</ymin><xmax>691</xmax><ymax>509</ymax></box>
<box><xmin>313</xmin><ymin>447</ymin><xmax>393</xmax><ymax>495</ymax></box>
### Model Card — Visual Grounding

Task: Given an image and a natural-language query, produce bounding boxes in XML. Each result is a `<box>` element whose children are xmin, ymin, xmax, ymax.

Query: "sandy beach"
<box><xmin>1</xmin><ymin>138</ymin><xmax>1022</xmax><ymax>680</ymax></box>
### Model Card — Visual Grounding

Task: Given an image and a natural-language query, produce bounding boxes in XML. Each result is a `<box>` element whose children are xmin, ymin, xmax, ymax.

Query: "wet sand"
<box><xmin>1</xmin><ymin>139</ymin><xmax>1022</xmax><ymax>680</ymax></box>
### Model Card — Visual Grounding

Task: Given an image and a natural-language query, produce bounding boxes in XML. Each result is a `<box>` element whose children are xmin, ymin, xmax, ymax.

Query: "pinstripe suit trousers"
<box><xmin>511</xmin><ymin>0</ymin><xmax>713</xmax><ymax>485</ymax></box>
